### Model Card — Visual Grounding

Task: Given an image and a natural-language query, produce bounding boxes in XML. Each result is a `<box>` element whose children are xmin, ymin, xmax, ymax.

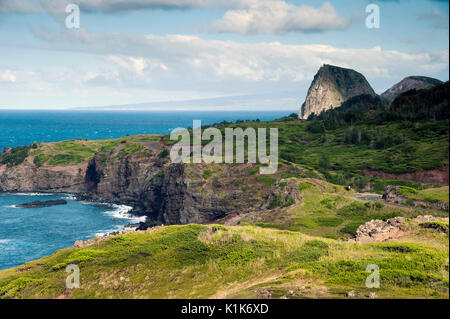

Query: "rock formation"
<box><xmin>381</xmin><ymin>76</ymin><xmax>442</xmax><ymax>101</ymax></box>
<box><xmin>16</xmin><ymin>199</ymin><xmax>67</xmax><ymax>208</ymax></box>
<box><xmin>350</xmin><ymin>217</ymin><xmax>407</xmax><ymax>243</ymax></box>
<box><xmin>0</xmin><ymin>145</ymin><xmax>281</xmax><ymax>225</ymax></box>
<box><xmin>299</xmin><ymin>64</ymin><xmax>376</xmax><ymax>119</ymax></box>
<box><xmin>349</xmin><ymin>215</ymin><xmax>449</xmax><ymax>243</ymax></box>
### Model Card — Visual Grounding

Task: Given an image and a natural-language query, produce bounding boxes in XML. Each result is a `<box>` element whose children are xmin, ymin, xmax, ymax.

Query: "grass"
<box><xmin>116</xmin><ymin>143</ymin><xmax>150</xmax><ymax>160</ymax></box>
<box><xmin>211</xmin><ymin>118</ymin><xmax>448</xmax><ymax>190</ymax></box>
<box><xmin>27</xmin><ymin>137</ymin><xmax>156</xmax><ymax>166</ymax></box>
<box><xmin>413</xmin><ymin>187</ymin><xmax>449</xmax><ymax>203</ymax></box>
<box><xmin>0</xmin><ymin>224</ymin><xmax>447</xmax><ymax>299</ymax></box>
<box><xmin>240</xmin><ymin>178</ymin><xmax>406</xmax><ymax>238</ymax></box>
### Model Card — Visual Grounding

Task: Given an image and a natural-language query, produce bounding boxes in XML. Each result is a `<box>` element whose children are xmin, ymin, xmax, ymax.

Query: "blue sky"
<box><xmin>0</xmin><ymin>0</ymin><xmax>448</xmax><ymax>109</ymax></box>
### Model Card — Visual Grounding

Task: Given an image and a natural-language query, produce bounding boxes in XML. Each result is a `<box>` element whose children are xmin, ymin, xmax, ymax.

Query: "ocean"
<box><xmin>0</xmin><ymin>110</ymin><xmax>292</xmax><ymax>150</ymax></box>
<box><xmin>0</xmin><ymin>110</ymin><xmax>292</xmax><ymax>270</ymax></box>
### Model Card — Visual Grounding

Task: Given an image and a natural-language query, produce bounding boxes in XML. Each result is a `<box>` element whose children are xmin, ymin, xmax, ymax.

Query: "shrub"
<box><xmin>33</xmin><ymin>156</ymin><xmax>42</xmax><ymax>168</ymax></box>
<box><xmin>203</xmin><ymin>170</ymin><xmax>212</xmax><ymax>180</ymax></box>
<box><xmin>340</xmin><ymin>221</ymin><xmax>363</xmax><ymax>236</ymax></box>
<box><xmin>159</xmin><ymin>149</ymin><xmax>169</xmax><ymax>159</ymax></box>
<box><xmin>0</xmin><ymin>146</ymin><xmax>30</xmax><ymax>167</ymax></box>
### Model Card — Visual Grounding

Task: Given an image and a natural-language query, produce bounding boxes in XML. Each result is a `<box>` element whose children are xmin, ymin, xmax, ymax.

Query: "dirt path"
<box><xmin>210</xmin><ymin>274</ymin><xmax>281</xmax><ymax>299</ymax></box>
<box><xmin>300</xmin><ymin>178</ymin><xmax>326</xmax><ymax>191</ymax></box>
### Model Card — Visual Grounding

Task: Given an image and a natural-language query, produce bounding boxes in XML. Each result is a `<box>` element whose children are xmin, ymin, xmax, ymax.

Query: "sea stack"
<box><xmin>299</xmin><ymin>64</ymin><xmax>376</xmax><ymax>119</ymax></box>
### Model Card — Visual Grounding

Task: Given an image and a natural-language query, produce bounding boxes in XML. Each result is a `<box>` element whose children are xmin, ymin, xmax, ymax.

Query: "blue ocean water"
<box><xmin>0</xmin><ymin>193</ymin><xmax>143</xmax><ymax>270</ymax></box>
<box><xmin>0</xmin><ymin>110</ymin><xmax>291</xmax><ymax>270</ymax></box>
<box><xmin>0</xmin><ymin>110</ymin><xmax>292</xmax><ymax>150</ymax></box>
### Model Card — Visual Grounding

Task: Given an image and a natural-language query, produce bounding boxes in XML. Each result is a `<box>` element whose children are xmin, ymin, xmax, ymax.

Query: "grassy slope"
<box><xmin>0</xmin><ymin>222</ymin><xmax>447</xmax><ymax>299</ymax></box>
<box><xmin>232</xmin><ymin>179</ymin><xmax>448</xmax><ymax>238</ymax></box>
<box><xmin>224</xmin><ymin>118</ymin><xmax>448</xmax><ymax>176</ymax></box>
<box><xmin>5</xmin><ymin>135</ymin><xmax>161</xmax><ymax>167</ymax></box>
<box><xmin>398</xmin><ymin>186</ymin><xmax>450</xmax><ymax>204</ymax></box>
<box><xmin>0</xmin><ymin>111</ymin><xmax>448</xmax><ymax>299</ymax></box>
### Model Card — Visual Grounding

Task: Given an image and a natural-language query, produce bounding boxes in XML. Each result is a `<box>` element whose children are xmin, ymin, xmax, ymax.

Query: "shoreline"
<box><xmin>0</xmin><ymin>191</ymin><xmax>146</xmax><ymax>270</ymax></box>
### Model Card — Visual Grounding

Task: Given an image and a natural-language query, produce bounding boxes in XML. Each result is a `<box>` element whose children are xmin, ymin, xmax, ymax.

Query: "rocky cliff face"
<box><xmin>82</xmin><ymin>152</ymin><xmax>277</xmax><ymax>224</ymax></box>
<box><xmin>299</xmin><ymin>65</ymin><xmax>376</xmax><ymax>119</ymax></box>
<box><xmin>381</xmin><ymin>76</ymin><xmax>443</xmax><ymax>101</ymax></box>
<box><xmin>0</xmin><ymin>144</ymin><xmax>292</xmax><ymax>225</ymax></box>
<box><xmin>0</xmin><ymin>158</ymin><xmax>87</xmax><ymax>193</ymax></box>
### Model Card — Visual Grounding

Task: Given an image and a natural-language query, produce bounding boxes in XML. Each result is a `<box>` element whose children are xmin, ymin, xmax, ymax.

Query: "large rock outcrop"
<box><xmin>82</xmin><ymin>152</ymin><xmax>274</xmax><ymax>225</ymax></box>
<box><xmin>0</xmin><ymin>143</ymin><xmax>288</xmax><ymax>225</ymax></box>
<box><xmin>299</xmin><ymin>64</ymin><xmax>376</xmax><ymax>119</ymax></box>
<box><xmin>0</xmin><ymin>158</ymin><xmax>87</xmax><ymax>193</ymax></box>
<box><xmin>381</xmin><ymin>76</ymin><xmax>443</xmax><ymax>101</ymax></box>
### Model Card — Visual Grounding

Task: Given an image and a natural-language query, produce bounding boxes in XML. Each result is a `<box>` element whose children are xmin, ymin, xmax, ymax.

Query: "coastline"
<box><xmin>0</xmin><ymin>191</ymin><xmax>145</xmax><ymax>271</ymax></box>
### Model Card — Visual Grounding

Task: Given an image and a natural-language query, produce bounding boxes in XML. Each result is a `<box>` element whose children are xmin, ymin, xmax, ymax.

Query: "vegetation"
<box><xmin>239</xmin><ymin>179</ymin><xmax>419</xmax><ymax>239</ymax></box>
<box><xmin>0</xmin><ymin>146</ymin><xmax>30</xmax><ymax>167</ymax></box>
<box><xmin>0</xmin><ymin>83</ymin><xmax>448</xmax><ymax>299</ymax></box>
<box><xmin>0</xmin><ymin>223</ymin><xmax>447</xmax><ymax>299</ymax></box>
<box><xmin>398</xmin><ymin>186</ymin><xmax>449</xmax><ymax>203</ymax></box>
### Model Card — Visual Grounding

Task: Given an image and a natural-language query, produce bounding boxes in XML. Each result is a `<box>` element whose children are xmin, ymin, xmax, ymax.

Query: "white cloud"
<box><xmin>29</xmin><ymin>29</ymin><xmax>449</xmax><ymax>91</ymax></box>
<box><xmin>0</xmin><ymin>0</ymin><xmax>240</xmax><ymax>16</ymax></box>
<box><xmin>0</xmin><ymin>0</ymin><xmax>38</xmax><ymax>13</ymax></box>
<box><xmin>2</xmin><ymin>29</ymin><xmax>448</xmax><ymax>108</ymax></box>
<box><xmin>0</xmin><ymin>70</ymin><xmax>17</xmax><ymax>82</ymax></box>
<box><xmin>214</xmin><ymin>1</ymin><xmax>349</xmax><ymax>34</ymax></box>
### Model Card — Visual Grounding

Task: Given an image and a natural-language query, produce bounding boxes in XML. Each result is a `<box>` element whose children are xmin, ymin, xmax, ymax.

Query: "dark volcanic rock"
<box><xmin>17</xmin><ymin>199</ymin><xmax>67</xmax><ymax>208</ymax></box>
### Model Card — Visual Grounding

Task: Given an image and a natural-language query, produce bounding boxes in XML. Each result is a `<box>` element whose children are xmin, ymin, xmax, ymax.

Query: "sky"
<box><xmin>0</xmin><ymin>0</ymin><xmax>448</xmax><ymax>110</ymax></box>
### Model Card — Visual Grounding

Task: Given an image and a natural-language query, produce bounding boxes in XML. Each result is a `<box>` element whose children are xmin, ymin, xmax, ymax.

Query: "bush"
<box><xmin>159</xmin><ymin>149</ymin><xmax>169</xmax><ymax>159</ymax></box>
<box><xmin>203</xmin><ymin>170</ymin><xmax>212</xmax><ymax>180</ymax></box>
<box><xmin>0</xmin><ymin>146</ymin><xmax>30</xmax><ymax>167</ymax></box>
<box><xmin>33</xmin><ymin>156</ymin><xmax>42</xmax><ymax>168</ymax></box>
<box><xmin>340</xmin><ymin>221</ymin><xmax>363</xmax><ymax>236</ymax></box>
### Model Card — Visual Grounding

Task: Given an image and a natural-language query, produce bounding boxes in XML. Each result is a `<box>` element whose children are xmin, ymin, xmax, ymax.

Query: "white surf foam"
<box><xmin>105</xmin><ymin>204</ymin><xmax>146</xmax><ymax>222</ymax></box>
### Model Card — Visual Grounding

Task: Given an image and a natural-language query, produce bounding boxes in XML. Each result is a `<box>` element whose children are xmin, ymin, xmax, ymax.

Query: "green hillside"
<box><xmin>0</xmin><ymin>221</ymin><xmax>448</xmax><ymax>299</ymax></box>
